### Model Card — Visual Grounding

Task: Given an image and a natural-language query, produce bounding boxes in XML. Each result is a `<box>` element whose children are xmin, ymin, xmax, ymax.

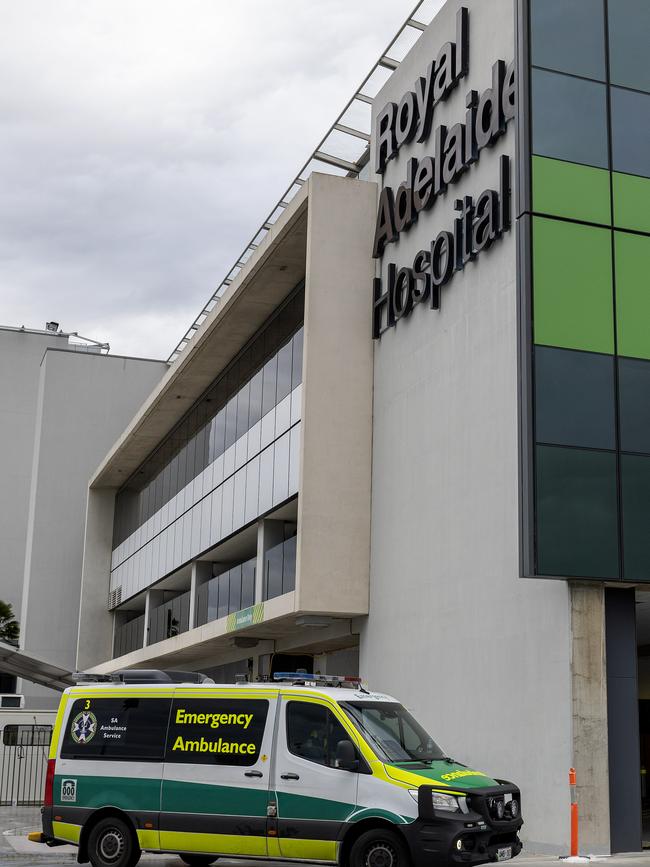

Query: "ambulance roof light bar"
<box><xmin>273</xmin><ymin>672</ymin><xmax>367</xmax><ymax>690</ymax></box>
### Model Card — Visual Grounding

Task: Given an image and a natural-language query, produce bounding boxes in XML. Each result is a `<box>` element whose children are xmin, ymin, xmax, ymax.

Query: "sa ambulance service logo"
<box><xmin>71</xmin><ymin>710</ymin><xmax>97</xmax><ymax>744</ymax></box>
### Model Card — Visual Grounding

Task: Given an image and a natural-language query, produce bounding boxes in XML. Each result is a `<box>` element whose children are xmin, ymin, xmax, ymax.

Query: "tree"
<box><xmin>0</xmin><ymin>601</ymin><xmax>19</xmax><ymax>644</ymax></box>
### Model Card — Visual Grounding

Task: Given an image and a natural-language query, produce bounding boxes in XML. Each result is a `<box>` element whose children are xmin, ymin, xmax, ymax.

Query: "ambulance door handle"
<box><xmin>281</xmin><ymin>773</ymin><xmax>300</xmax><ymax>780</ymax></box>
<box><xmin>245</xmin><ymin>771</ymin><xmax>263</xmax><ymax>778</ymax></box>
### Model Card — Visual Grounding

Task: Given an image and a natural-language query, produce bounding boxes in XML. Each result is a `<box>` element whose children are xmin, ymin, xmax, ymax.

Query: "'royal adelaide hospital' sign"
<box><xmin>371</xmin><ymin>7</ymin><xmax>516</xmax><ymax>338</ymax></box>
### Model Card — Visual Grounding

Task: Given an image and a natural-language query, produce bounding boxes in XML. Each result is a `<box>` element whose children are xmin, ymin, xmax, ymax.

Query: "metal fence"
<box><xmin>0</xmin><ymin>724</ymin><xmax>52</xmax><ymax>806</ymax></box>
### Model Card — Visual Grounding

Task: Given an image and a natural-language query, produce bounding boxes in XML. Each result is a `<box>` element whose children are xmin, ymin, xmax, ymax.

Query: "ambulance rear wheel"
<box><xmin>87</xmin><ymin>816</ymin><xmax>140</xmax><ymax>867</ymax></box>
<box><xmin>179</xmin><ymin>857</ymin><xmax>218</xmax><ymax>866</ymax></box>
<box><xmin>350</xmin><ymin>828</ymin><xmax>410</xmax><ymax>867</ymax></box>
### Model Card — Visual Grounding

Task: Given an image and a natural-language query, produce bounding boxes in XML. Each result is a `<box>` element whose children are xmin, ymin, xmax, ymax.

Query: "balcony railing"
<box><xmin>148</xmin><ymin>590</ymin><xmax>191</xmax><ymax>645</ymax></box>
<box><xmin>196</xmin><ymin>558</ymin><xmax>256</xmax><ymax>626</ymax></box>
<box><xmin>264</xmin><ymin>535</ymin><xmax>296</xmax><ymax>601</ymax></box>
<box><xmin>113</xmin><ymin>613</ymin><xmax>144</xmax><ymax>658</ymax></box>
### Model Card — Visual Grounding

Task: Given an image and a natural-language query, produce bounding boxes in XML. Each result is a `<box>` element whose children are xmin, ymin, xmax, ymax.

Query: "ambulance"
<box><xmin>33</xmin><ymin>670</ymin><xmax>523</xmax><ymax>867</ymax></box>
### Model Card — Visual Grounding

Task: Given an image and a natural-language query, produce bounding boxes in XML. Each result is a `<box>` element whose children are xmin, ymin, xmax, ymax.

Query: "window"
<box><xmin>342</xmin><ymin>701</ymin><xmax>444</xmax><ymax>764</ymax></box>
<box><xmin>534</xmin><ymin>347</ymin><xmax>615</xmax><ymax>450</ymax></box>
<box><xmin>531</xmin><ymin>0</ymin><xmax>606</xmax><ymax>81</ymax></box>
<box><xmin>535</xmin><ymin>445</ymin><xmax>619</xmax><ymax>578</ymax></box>
<box><xmin>236</xmin><ymin>383</ymin><xmax>250</xmax><ymax>440</ymax></box>
<box><xmin>533</xmin><ymin>218</ymin><xmax>614</xmax><ymax>354</ymax></box>
<box><xmin>611</xmin><ymin>87</ymin><xmax>650</xmax><ymax>179</ymax></box>
<box><xmin>224</xmin><ymin>397</ymin><xmax>238</xmax><ymax>451</ymax></box>
<box><xmin>608</xmin><ymin>0</ymin><xmax>650</xmax><ymax>93</ymax></box>
<box><xmin>261</xmin><ymin>356</ymin><xmax>278</xmax><ymax>417</ymax></box>
<box><xmin>165</xmin><ymin>698</ymin><xmax>268</xmax><ymax>766</ymax></box>
<box><xmin>532</xmin><ymin>69</ymin><xmax>609</xmax><ymax>169</ymax></box>
<box><xmin>621</xmin><ymin>455</ymin><xmax>650</xmax><ymax>581</ymax></box>
<box><xmin>3</xmin><ymin>725</ymin><xmax>52</xmax><ymax>747</ymax></box>
<box><xmin>249</xmin><ymin>370</ymin><xmax>263</xmax><ymax>428</ymax></box>
<box><xmin>286</xmin><ymin>701</ymin><xmax>350</xmax><ymax>768</ymax></box>
<box><xmin>619</xmin><ymin>358</ymin><xmax>650</xmax><ymax>454</ymax></box>
<box><xmin>60</xmin><ymin>697</ymin><xmax>171</xmax><ymax>760</ymax></box>
<box><xmin>291</xmin><ymin>328</ymin><xmax>304</xmax><ymax>389</ymax></box>
<box><xmin>276</xmin><ymin>342</ymin><xmax>293</xmax><ymax>404</ymax></box>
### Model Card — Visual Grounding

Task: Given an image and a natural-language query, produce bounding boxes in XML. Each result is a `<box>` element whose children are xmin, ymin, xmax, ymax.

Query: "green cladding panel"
<box><xmin>615</xmin><ymin>232</ymin><xmax>650</xmax><ymax>360</ymax></box>
<box><xmin>532</xmin><ymin>157</ymin><xmax>611</xmax><ymax>225</ymax></box>
<box><xmin>613</xmin><ymin>173</ymin><xmax>650</xmax><ymax>234</ymax></box>
<box><xmin>532</xmin><ymin>218</ymin><xmax>614</xmax><ymax>354</ymax></box>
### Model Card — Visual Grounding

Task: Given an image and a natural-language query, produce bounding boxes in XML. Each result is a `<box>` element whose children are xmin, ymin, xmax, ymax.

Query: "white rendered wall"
<box><xmin>362</xmin><ymin>0</ymin><xmax>573</xmax><ymax>853</ymax></box>
<box><xmin>20</xmin><ymin>349</ymin><xmax>166</xmax><ymax>707</ymax></box>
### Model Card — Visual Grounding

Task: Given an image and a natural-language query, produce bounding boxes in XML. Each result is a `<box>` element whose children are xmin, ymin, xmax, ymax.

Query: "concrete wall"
<box><xmin>362</xmin><ymin>0</ymin><xmax>573</xmax><ymax>852</ymax></box>
<box><xmin>20</xmin><ymin>349</ymin><xmax>166</xmax><ymax>707</ymax></box>
<box><xmin>297</xmin><ymin>173</ymin><xmax>376</xmax><ymax>618</ymax></box>
<box><xmin>0</xmin><ymin>329</ymin><xmax>68</xmax><ymax>615</ymax></box>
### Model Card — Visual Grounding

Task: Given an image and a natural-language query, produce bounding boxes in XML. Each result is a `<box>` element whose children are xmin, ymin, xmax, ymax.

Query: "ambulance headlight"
<box><xmin>409</xmin><ymin>790</ymin><xmax>468</xmax><ymax>813</ymax></box>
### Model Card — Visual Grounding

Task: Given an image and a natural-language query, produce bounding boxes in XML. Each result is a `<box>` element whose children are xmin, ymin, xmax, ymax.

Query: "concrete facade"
<box><xmin>362</xmin><ymin>0</ymin><xmax>574</xmax><ymax>854</ymax></box>
<box><xmin>19</xmin><ymin>348</ymin><xmax>167</xmax><ymax>707</ymax></box>
<box><xmin>77</xmin><ymin>174</ymin><xmax>376</xmax><ymax>683</ymax></box>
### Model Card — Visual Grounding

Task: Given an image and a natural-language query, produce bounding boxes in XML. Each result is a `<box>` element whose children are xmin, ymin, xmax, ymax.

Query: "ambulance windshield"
<box><xmin>342</xmin><ymin>701</ymin><xmax>445</xmax><ymax>764</ymax></box>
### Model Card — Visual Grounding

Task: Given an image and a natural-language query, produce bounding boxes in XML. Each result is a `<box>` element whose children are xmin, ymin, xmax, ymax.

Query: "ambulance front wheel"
<box><xmin>179</xmin><ymin>856</ymin><xmax>218</xmax><ymax>866</ymax></box>
<box><xmin>349</xmin><ymin>828</ymin><xmax>411</xmax><ymax>867</ymax></box>
<box><xmin>87</xmin><ymin>816</ymin><xmax>140</xmax><ymax>867</ymax></box>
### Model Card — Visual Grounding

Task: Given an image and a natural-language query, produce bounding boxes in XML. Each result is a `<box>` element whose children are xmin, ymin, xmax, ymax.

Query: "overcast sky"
<box><xmin>0</xmin><ymin>1</ymin><xmax>443</xmax><ymax>360</ymax></box>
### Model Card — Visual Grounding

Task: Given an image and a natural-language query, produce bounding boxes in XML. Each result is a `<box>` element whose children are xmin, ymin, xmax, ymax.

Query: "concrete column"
<box><xmin>144</xmin><ymin>590</ymin><xmax>165</xmax><ymax>647</ymax></box>
<box><xmin>570</xmin><ymin>583</ymin><xmax>610</xmax><ymax>854</ymax></box>
<box><xmin>76</xmin><ymin>488</ymin><xmax>117</xmax><ymax>671</ymax></box>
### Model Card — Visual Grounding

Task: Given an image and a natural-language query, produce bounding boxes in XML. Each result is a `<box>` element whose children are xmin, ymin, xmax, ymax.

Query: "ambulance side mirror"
<box><xmin>335</xmin><ymin>740</ymin><xmax>359</xmax><ymax>772</ymax></box>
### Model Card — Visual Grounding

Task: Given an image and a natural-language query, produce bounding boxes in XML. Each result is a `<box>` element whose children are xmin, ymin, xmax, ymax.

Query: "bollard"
<box><xmin>569</xmin><ymin>767</ymin><xmax>578</xmax><ymax>857</ymax></box>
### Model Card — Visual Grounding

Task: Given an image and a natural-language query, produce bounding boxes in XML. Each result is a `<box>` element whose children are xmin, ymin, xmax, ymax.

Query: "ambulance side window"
<box><xmin>286</xmin><ymin>701</ymin><xmax>349</xmax><ymax>769</ymax></box>
<box><xmin>60</xmin><ymin>697</ymin><xmax>170</xmax><ymax>761</ymax></box>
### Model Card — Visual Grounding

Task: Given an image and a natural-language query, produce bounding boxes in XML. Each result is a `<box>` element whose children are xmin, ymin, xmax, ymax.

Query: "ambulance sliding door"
<box><xmin>160</xmin><ymin>689</ymin><xmax>277</xmax><ymax>856</ymax></box>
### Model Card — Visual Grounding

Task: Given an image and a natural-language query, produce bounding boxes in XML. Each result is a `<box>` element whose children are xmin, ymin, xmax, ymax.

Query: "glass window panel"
<box><xmin>249</xmin><ymin>370</ymin><xmax>263</xmax><ymax>428</ymax></box>
<box><xmin>276</xmin><ymin>342</ymin><xmax>293</xmax><ymax>404</ymax></box>
<box><xmin>241</xmin><ymin>560</ymin><xmax>255</xmax><ymax>610</ymax></box>
<box><xmin>283</xmin><ymin>535</ymin><xmax>297</xmax><ymax>594</ymax></box>
<box><xmin>531</xmin><ymin>0</ymin><xmax>606</xmax><ymax>80</ymax></box>
<box><xmin>229</xmin><ymin>565</ymin><xmax>242</xmax><ymax>613</ymax></box>
<box><xmin>292</xmin><ymin>328</ymin><xmax>304</xmax><ymax>389</ymax></box>
<box><xmin>619</xmin><ymin>358</ymin><xmax>650</xmax><ymax>454</ymax></box>
<box><xmin>611</xmin><ymin>87</ymin><xmax>650</xmax><ymax>180</ymax></box>
<box><xmin>535</xmin><ymin>445</ymin><xmax>619</xmax><ymax>578</ymax></box>
<box><xmin>194</xmin><ymin>426</ymin><xmax>207</xmax><ymax>479</ymax></box>
<box><xmin>196</xmin><ymin>582</ymin><xmax>208</xmax><ymax>627</ymax></box>
<box><xmin>224</xmin><ymin>397</ymin><xmax>238</xmax><ymax>451</ymax></box>
<box><xmin>273</xmin><ymin>432</ymin><xmax>290</xmax><ymax>506</ymax></box>
<box><xmin>262</xmin><ymin>356</ymin><xmax>278</xmax><ymax>417</ymax></box>
<box><xmin>259</xmin><ymin>446</ymin><xmax>274</xmax><ymax>515</ymax></box>
<box><xmin>236</xmin><ymin>382</ymin><xmax>250</xmax><ymax>439</ymax></box>
<box><xmin>217</xmin><ymin>571</ymin><xmax>230</xmax><ymax>619</ymax></box>
<box><xmin>533</xmin><ymin>218</ymin><xmax>614</xmax><ymax>354</ymax></box>
<box><xmin>615</xmin><ymin>232</ymin><xmax>650</xmax><ymax>360</ymax></box>
<box><xmin>169</xmin><ymin>453</ymin><xmax>179</xmax><ymax>502</ymax></box>
<box><xmin>233</xmin><ymin>468</ymin><xmax>246</xmax><ymax>530</ymax></box>
<box><xmin>208</xmin><ymin>577</ymin><xmax>219</xmax><ymax>624</ymax></box>
<box><xmin>211</xmin><ymin>408</ymin><xmax>226</xmax><ymax>462</ymax></box>
<box><xmin>532</xmin><ymin>69</ymin><xmax>609</xmax><ymax>169</ymax></box>
<box><xmin>265</xmin><ymin>543</ymin><xmax>284</xmax><ymax>601</ymax></box>
<box><xmin>608</xmin><ymin>0</ymin><xmax>650</xmax><ymax>93</ymax></box>
<box><xmin>534</xmin><ymin>347</ymin><xmax>615</xmax><ymax>449</ymax></box>
<box><xmin>621</xmin><ymin>455</ymin><xmax>650</xmax><ymax>581</ymax></box>
<box><xmin>185</xmin><ymin>436</ymin><xmax>197</xmax><ymax>487</ymax></box>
